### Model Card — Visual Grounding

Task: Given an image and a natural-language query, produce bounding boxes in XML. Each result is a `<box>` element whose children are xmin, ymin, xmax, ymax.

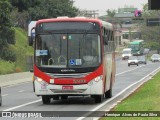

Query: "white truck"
<box><xmin>122</xmin><ymin>48</ymin><xmax>132</xmax><ymax>60</ymax></box>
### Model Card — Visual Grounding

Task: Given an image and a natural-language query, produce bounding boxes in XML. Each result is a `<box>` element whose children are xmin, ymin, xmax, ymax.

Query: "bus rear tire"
<box><xmin>105</xmin><ymin>88</ymin><xmax>112</xmax><ymax>98</ymax></box>
<box><xmin>42</xmin><ymin>96</ymin><xmax>50</xmax><ymax>104</ymax></box>
<box><xmin>94</xmin><ymin>95</ymin><xmax>103</xmax><ymax>103</ymax></box>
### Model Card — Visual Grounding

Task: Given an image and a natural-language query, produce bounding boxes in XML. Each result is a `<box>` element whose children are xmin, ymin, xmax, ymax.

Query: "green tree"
<box><xmin>0</xmin><ymin>0</ymin><xmax>16</xmax><ymax>61</ymax></box>
<box><xmin>29</xmin><ymin>0</ymin><xmax>78</xmax><ymax>20</ymax></box>
<box><xmin>10</xmin><ymin>0</ymin><xmax>41</xmax><ymax>12</ymax></box>
<box><xmin>106</xmin><ymin>9</ymin><xmax>116</xmax><ymax>17</ymax></box>
<box><xmin>9</xmin><ymin>0</ymin><xmax>78</xmax><ymax>29</ymax></box>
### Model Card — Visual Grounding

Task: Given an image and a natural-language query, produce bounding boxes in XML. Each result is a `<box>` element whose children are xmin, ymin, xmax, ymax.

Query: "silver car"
<box><xmin>138</xmin><ymin>56</ymin><xmax>147</xmax><ymax>64</ymax></box>
<box><xmin>128</xmin><ymin>56</ymin><xmax>139</xmax><ymax>66</ymax></box>
<box><xmin>151</xmin><ymin>54</ymin><xmax>160</xmax><ymax>62</ymax></box>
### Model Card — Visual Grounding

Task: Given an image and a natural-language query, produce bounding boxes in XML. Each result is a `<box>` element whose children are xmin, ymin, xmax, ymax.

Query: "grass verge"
<box><xmin>0</xmin><ymin>60</ymin><xmax>15</xmax><ymax>74</ymax></box>
<box><xmin>100</xmin><ymin>72</ymin><xmax>160</xmax><ymax>120</ymax></box>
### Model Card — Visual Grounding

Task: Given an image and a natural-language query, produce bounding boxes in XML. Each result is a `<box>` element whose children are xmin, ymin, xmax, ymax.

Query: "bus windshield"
<box><xmin>35</xmin><ymin>33</ymin><xmax>101</xmax><ymax>68</ymax></box>
<box><xmin>128</xmin><ymin>44</ymin><xmax>139</xmax><ymax>50</ymax></box>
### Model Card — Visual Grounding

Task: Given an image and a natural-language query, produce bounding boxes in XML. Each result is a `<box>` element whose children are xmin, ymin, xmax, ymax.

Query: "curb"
<box><xmin>0</xmin><ymin>72</ymin><xmax>33</xmax><ymax>87</ymax></box>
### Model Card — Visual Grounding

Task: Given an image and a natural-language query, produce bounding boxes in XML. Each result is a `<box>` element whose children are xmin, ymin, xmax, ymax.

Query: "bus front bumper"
<box><xmin>34</xmin><ymin>79</ymin><xmax>103</xmax><ymax>96</ymax></box>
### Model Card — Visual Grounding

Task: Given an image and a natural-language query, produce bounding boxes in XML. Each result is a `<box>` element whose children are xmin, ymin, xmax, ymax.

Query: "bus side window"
<box><xmin>103</xmin><ymin>29</ymin><xmax>108</xmax><ymax>45</ymax></box>
<box><xmin>107</xmin><ymin>30</ymin><xmax>110</xmax><ymax>41</ymax></box>
<box><xmin>110</xmin><ymin>31</ymin><xmax>113</xmax><ymax>51</ymax></box>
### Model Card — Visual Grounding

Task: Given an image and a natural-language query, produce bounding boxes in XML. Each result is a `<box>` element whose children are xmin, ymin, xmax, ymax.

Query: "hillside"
<box><xmin>0</xmin><ymin>27</ymin><xmax>34</xmax><ymax>74</ymax></box>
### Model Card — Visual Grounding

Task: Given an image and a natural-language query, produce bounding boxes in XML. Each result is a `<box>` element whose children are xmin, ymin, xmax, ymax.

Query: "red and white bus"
<box><xmin>29</xmin><ymin>17</ymin><xmax>116</xmax><ymax>104</ymax></box>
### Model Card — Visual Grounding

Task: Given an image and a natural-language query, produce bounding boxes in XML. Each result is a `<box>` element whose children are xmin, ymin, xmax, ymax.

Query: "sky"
<box><xmin>73</xmin><ymin>0</ymin><xmax>148</xmax><ymax>16</ymax></box>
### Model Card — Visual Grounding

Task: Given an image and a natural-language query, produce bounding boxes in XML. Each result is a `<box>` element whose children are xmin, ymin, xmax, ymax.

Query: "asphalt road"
<box><xmin>0</xmin><ymin>59</ymin><xmax>160</xmax><ymax>120</ymax></box>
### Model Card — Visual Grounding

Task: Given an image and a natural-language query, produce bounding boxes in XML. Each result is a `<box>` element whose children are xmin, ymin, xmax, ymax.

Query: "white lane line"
<box><xmin>116</xmin><ymin>65</ymin><xmax>144</xmax><ymax>76</ymax></box>
<box><xmin>18</xmin><ymin>90</ymin><xmax>25</xmax><ymax>93</ymax></box>
<box><xmin>3</xmin><ymin>99</ymin><xmax>42</xmax><ymax>111</ymax></box>
<box><xmin>76</xmin><ymin>66</ymin><xmax>160</xmax><ymax>120</ymax></box>
<box><xmin>3</xmin><ymin>81</ymin><xmax>31</xmax><ymax>88</ymax></box>
<box><xmin>2</xmin><ymin>94</ymin><xmax>8</xmax><ymax>97</ymax></box>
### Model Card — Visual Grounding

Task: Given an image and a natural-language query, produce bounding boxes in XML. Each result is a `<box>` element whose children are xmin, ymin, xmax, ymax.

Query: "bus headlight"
<box><xmin>94</xmin><ymin>75</ymin><xmax>102</xmax><ymax>82</ymax></box>
<box><xmin>37</xmin><ymin>77</ymin><xmax>43</xmax><ymax>82</ymax></box>
<box><xmin>88</xmin><ymin>75</ymin><xmax>103</xmax><ymax>86</ymax></box>
<box><xmin>35</xmin><ymin>76</ymin><xmax>49</xmax><ymax>86</ymax></box>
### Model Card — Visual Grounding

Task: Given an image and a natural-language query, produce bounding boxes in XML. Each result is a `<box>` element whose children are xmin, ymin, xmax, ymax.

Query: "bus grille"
<box><xmin>46</xmin><ymin>72</ymin><xmax>91</xmax><ymax>78</ymax></box>
<box><xmin>50</xmin><ymin>89</ymin><xmax>84</xmax><ymax>93</ymax></box>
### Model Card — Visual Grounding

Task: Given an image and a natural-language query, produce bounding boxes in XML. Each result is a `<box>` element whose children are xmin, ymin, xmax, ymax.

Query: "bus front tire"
<box><xmin>94</xmin><ymin>95</ymin><xmax>103</xmax><ymax>103</ymax></box>
<box><xmin>33</xmin><ymin>81</ymin><xmax>35</xmax><ymax>92</ymax></box>
<box><xmin>53</xmin><ymin>95</ymin><xmax>59</xmax><ymax>100</ymax></box>
<box><xmin>42</xmin><ymin>96</ymin><xmax>50</xmax><ymax>104</ymax></box>
<box><xmin>61</xmin><ymin>95</ymin><xmax>68</xmax><ymax>100</ymax></box>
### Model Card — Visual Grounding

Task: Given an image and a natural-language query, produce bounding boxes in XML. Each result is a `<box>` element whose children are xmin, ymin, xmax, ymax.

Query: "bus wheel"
<box><xmin>61</xmin><ymin>95</ymin><xmax>68</xmax><ymax>100</ymax></box>
<box><xmin>33</xmin><ymin>81</ymin><xmax>35</xmax><ymax>92</ymax></box>
<box><xmin>105</xmin><ymin>74</ymin><xmax>113</xmax><ymax>98</ymax></box>
<box><xmin>94</xmin><ymin>95</ymin><xmax>103</xmax><ymax>103</ymax></box>
<box><xmin>42</xmin><ymin>96</ymin><xmax>50</xmax><ymax>104</ymax></box>
<box><xmin>53</xmin><ymin>95</ymin><xmax>59</xmax><ymax>100</ymax></box>
<box><xmin>105</xmin><ymin>88</ymin><xmax>112</xmax><ymax>98</ymax></box>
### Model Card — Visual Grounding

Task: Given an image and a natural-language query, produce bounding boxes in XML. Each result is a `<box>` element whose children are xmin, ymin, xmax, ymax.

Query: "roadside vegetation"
<box><xmin>0</xmin><ymin>27</ymin><xmax>33</xmax><ymax>74</ymax></box>
<box><xmin>0</xmin><ymin>0</ymin><xmax>78</xmax><ymax>75</ymax></box>
<box><xmin>101</xmin><ymin>72</ymin><xmax>160</xmax><ymax>120</ymax></box>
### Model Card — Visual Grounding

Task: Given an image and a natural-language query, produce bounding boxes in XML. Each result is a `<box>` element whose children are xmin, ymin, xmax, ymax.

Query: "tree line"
<box><xmin>0</xmin><ymin>0</ymin><xmax>78</xmax><ymax>62</ymax></box>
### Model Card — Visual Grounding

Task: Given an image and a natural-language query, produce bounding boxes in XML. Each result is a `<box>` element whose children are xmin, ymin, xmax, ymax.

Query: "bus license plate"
<box><xmin>62</xmin><ymin>86</ymin><xmax>73</xmax><ymax>90</ymax></box>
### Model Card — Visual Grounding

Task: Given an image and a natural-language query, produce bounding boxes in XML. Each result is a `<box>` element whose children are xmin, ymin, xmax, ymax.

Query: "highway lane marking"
<box><xmin>116</xmin><ymin>65</ymin><xmax>144</xmax><ymax>76</ymax></box>
<box><xmin>2</xmin><ymin>94</ymin><xmax>8</xmax><ymax>97</ymax></box>
<box><xmin>3</xmin><ymin>81</ymin><xmax>31</xmax><ymax>89</ymax></box>
<box><xmin>3</xmin><ymin>99</ymin><xmax>42</xmax><ymax>111</ymax></box>
<box><xmin>76</xmin><ymin>66</ymin><xmax>160</xmax><ymax>120</ymax></box>
<box><xmin>18</xmin><ymin>90</ymin><xmax>25</xmax><ymax>93</ymax></box>
<box><xmin>2</xmin><ymin>64</ymin><xmax>159</xmax><ymax>112</ymax></box>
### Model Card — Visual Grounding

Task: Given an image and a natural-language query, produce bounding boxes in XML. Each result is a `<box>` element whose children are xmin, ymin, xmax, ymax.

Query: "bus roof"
<box><xmin>130</xmin><ymin>40</ymin><xmax>144</xmax><ymax>45</ymax></box>
<box><xmin>36</xmin><ymin>17</ymin><xmax>113</xmax><ymax>30</ymax></box>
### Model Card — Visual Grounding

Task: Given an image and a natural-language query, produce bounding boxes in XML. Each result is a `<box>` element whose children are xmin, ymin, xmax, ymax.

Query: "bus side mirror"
<box><xmin>103</xmin><ymin>36</ymin><xmax>108</xmax><ymax>45</ymax></box>
<box><xmin>28</xmin><ymin>27</ymin><xmax>35</xmax><ymax>46</ymax></box>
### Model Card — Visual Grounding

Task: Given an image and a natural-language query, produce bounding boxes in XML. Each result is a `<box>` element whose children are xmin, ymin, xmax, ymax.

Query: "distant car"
<box><xmin>128</xmin><ymin>56</ymin><xmax>139</xmax><ymax>66</ymax></box>
<box><xmin>138</xmin><ymin>56</ymin><xmax>147</xmax><ymax>64</ymax></box>
<box><xmin>0</xmin><ymin>87</ymin><xmax>2</xmax><ymax>106</ymax></box>
<box><xmin>151</xmin><ymin>54</ymin><xmax>160</xmax><ymax>62</ymax></box>
<box><xmin>122</xmin><ymin>48</ymin><xmax>132</xmax><ymax>60</ymax></box>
